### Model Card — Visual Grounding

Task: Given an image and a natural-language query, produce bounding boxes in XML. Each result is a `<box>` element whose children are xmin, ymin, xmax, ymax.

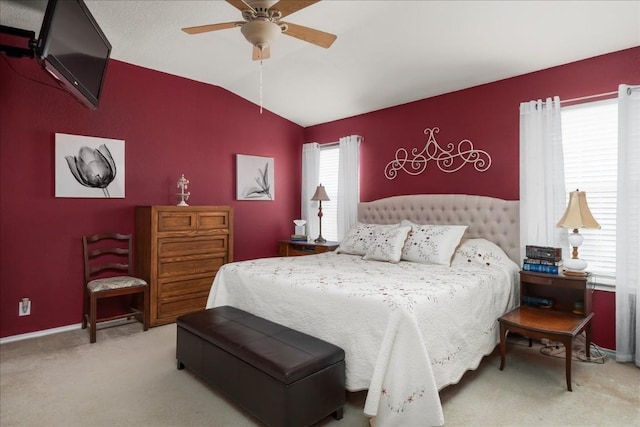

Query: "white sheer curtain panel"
<box><xmin>302</xmin><ymin>143</ymin><xmax>321</xmax><ymax>240</ymax></box>
<box><xmin>519</xmin><ymin>97</ymin><xmax>567</xmax><ymax>260</ymax></box>
<box><xmin>616</xmin><ymin>84</ymin><xmax>640</xmax><ymax>366</ymax></box>
<box><xmin>337</xmin><ymin>135</ymin><xmax>361</xmax><ymax>240</ymax></box>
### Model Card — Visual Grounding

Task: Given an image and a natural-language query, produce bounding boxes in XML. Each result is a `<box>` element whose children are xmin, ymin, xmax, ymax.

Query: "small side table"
<box><xmin>498</xmin><ymin>271</ymin><xmax>594</xmax><ymax>391</ymax></box>
<box><xmin>278</xmin><ymin>240</ymin><xmax>339</xmax><ymax>257</ymax></box>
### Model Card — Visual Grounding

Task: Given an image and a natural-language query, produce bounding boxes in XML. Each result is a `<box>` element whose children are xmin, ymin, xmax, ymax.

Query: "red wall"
<box><xmin>304</xmin><ymin>47</ymin><xmax>640</xmax><ymax>349</ymax></box>
<box><xmin>0</xmin><ymin>57</ymin><xmax>303</xmax><ymax>338</ymax></box>
<box><xmin>2</xmin><ymin>46</ymin><xmax>637</xmax><ymax>346</ymax></box>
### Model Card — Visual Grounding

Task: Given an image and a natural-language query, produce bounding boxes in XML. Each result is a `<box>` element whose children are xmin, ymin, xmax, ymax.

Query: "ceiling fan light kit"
<box><xmin>182</xmin><ymin>0</ymin><xmax>337</xmax><ymax>60</ymax></box>
<box><xmin>240</xmin><ymin>19</ymin><xmax>284</xmax><ymax>52</ymax></box>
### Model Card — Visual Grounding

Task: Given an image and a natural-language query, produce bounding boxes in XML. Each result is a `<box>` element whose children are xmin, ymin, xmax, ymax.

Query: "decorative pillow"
<box><xmin>400</xmin><ymin>221</ymin><xmax>468</xmax><ymax>266</ymax></box>
<box><xmin>336</xmin><ymin>222</ymin><xmax>400</xmax><ymax>256</ymax></box>
<box><xmin>451</xmin><ymin>238</ymin><xmax>517</xmax><ymax>269</ymax></box>
<box><xmin>363</xmin><ymin>225</ymin><xmax>412</xmax><ymax>263</ymax></box>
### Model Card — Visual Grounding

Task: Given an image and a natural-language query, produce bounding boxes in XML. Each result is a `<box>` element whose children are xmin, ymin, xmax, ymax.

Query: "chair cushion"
<box><xmin>87</xmin><ymin>276</ymin><xmax>147</xmax><ymax>292</ymax></box>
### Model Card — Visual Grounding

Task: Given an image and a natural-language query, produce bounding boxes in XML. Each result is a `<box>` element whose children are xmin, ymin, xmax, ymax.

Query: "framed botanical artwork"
<box><xmin>55</xmin><ymin>133</ymin><xmax>125</xmax><ymax>198</ymax></box>
<box><xmin>236</xmin><ymin>154</ymin><xmax>274</xmax><ymax>201</ymax></box>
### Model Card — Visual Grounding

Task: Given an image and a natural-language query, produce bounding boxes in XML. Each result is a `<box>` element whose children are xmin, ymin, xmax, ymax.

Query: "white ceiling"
<box><xmin>1</xmin><ymin>0</ymin><xmax>639</xmax><ymax>127</ymax></box>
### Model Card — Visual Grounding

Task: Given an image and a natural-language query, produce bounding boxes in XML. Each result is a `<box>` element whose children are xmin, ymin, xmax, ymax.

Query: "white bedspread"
<box><xmin>206</xmin><ymin>248</ymin><xmax>518</xmax><ymax>426</ymax></box>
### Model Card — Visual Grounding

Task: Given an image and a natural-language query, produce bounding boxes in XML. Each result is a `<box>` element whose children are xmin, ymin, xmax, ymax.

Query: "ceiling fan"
<box><xmin>182</xmin><ymin>0</ymin><xmax>337</xmax><ymax>60</ymax></box>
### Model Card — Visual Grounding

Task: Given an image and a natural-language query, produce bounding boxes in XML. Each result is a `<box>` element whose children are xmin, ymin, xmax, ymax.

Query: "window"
<box><xmin>318</xmin><ymin>144</ymin><xmax>339</xmax><ymax>241</ymax></box>
<box><xmin>561</xmin><ymin>98</ymin><xmax>618</xmax><ymax>286</ymax></box>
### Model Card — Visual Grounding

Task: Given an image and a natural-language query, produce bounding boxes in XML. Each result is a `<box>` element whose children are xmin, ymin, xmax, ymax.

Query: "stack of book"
<box><xmin>523</xmin><ymin>245</ymin><xmax>563</xmax><ymax>274</ymax></box>
<box><xmin>290</xmin><ymin>234</ymin><xmax>308</xmax><ymax>242</ymax></box>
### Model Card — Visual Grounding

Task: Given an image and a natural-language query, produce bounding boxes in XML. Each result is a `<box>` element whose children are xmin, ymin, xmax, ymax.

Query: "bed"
<box><xmin>206</xmin><ymin>194</ymin><xmax>520</xmax><ymax>426</ymax></box>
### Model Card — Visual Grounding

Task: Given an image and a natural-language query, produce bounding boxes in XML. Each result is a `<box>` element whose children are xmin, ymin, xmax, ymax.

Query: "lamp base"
<box><xmin>563</xmin><ymin>269</ymin><xmax>588</xmax><ymax>277</ymax></box>
<box><xmin>314</xmin><ymin>236</ymin><xmax>327</xmax><ymax>244</ymax></box>
<box><xmin>563</xmin><ymin>257</ymin><xmax>587</xmax><ymax>276</ymax></box>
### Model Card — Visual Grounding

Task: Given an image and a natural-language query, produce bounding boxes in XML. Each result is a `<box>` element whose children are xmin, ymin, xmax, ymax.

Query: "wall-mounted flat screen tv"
<box><xmin>36</xmin><ymin>0</ymin><xmax>111</xmax><ymax>109</ymax></box>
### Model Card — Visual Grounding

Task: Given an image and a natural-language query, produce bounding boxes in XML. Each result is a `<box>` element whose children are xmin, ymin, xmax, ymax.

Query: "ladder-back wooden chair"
<box><xmin>82</xmin><ymin>233</ymin><xmax>149</xmax><ymax>343</ymax></box>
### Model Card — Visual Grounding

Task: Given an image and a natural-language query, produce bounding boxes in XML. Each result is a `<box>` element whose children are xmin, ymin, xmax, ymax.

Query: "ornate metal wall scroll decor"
<box><xmin>384</xmin><ymin>127</ymin><xmax>492</xmax><ymax>180</ymax></box>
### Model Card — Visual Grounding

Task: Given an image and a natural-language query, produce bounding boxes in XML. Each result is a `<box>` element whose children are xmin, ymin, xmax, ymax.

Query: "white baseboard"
<box><xmin>0</xmin><ymin>317</ymin><xmax>146</xmax><ymax>345</ymax></box>
<box><xmin>0</xmin><ymin>323</ymin><xmax>82</xmax><ymax>345</ymax></box>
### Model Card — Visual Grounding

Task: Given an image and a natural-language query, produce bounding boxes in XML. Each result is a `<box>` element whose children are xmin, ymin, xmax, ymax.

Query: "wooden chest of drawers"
<box><xmin>135</xmin><ymin>206</ymin><xmax>233</xmax><ymax>326</ymax></box>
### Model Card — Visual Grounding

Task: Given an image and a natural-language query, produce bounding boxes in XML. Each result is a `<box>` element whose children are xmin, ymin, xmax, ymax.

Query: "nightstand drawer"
<box><xmin>278</xmin><ymin>240</ymin><xmax>339</xmax><ymax>257</ymax></box>
<box><xmin>287</xmin><ymin>244</ymin><xmax>320</xmax><ymax>256</ymax></box>
<box><xmin>523</xmin><ymin>274</ymin><xmax>554</xmax><ymax>286</ymax></box>
<box><xmin>520</xmin><ymin>271</ymin><xmax>587</xmax><ymax>290</ymax></box>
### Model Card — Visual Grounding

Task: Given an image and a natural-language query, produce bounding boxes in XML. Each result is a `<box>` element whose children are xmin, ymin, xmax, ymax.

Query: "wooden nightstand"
<box><xmin>278</xmin><ymin>240</ymin><xmax>339</xmax><ymax>257</ymax></box>
<box><xmin>498</xmin><ymin>271</ymin><xmax>594</xmax><ymax>391</ymax></box>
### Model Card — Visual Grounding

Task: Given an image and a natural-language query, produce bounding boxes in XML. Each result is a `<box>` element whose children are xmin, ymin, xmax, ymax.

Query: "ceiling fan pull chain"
<box><xmin>259</xmin><ymin>58</ymin><xmax>263</xmax><ymax>114</ymax></box>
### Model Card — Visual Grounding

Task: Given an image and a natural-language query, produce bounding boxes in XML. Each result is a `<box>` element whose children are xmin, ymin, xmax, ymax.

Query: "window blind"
<box><xmin>319</xmin><ymin>145</ymin><xmax>339</xmax><ymax>241</ymax></box>
<box><xmin>561</xmin><ymin>98</ymin><xmax>618</xmax><ymax>285</ymax></box>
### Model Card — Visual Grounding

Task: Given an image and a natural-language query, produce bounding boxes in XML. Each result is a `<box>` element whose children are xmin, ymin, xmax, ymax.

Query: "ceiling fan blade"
<box><xmin>271</xmin><ymin>0</ymin><xmax>321</xmax><ymax>18</ymax></box>
<box><xmin>253</xmin><ymin>45</ymin><xmax>271</xmax><ymax>61</ymax></box>
<box><xmin>182</xmin><ymin>22</ymin><xmax>243</xmax><ymax>34</ymax></box>
<box><xmin>226</xmin><ymin>0</ymin><xmax>253</xmax><ymax>12</ymax></box>
<box><xmin>281</xmin><ymin>21</ymin><xmax>336</xmax><ymax>48</ymax></box>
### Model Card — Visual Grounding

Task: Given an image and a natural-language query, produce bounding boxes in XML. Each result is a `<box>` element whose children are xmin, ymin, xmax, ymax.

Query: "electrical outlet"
<box><xmin>19</xmin><ymin>298</ymin><xmax>31</xmax><ymax>316</ymax></box>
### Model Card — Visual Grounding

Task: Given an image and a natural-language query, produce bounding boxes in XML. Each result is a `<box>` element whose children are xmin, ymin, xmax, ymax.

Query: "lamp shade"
<box><xmin>311</xmin><ymin>184</ymin><xmax>330</xmax><ymax>201</ymax></box>
<box><xmin>556</xmin><ymin>190</ymin><xmax>601</xmax><ymax>230</ymax></box>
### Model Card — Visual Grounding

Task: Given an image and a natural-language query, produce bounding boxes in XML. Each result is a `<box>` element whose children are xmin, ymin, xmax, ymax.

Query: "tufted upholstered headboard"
<box><xmin>358</xmin><ymin>194</ymin><xmax>520</xmax><ymax>264</ymax></box>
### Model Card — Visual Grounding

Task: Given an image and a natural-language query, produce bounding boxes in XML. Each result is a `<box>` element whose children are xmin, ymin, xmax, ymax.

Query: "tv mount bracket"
<box><xmin>0</xmin><ymin>25</ymin><xmax>37</xmax><ymax>58</ymax></box>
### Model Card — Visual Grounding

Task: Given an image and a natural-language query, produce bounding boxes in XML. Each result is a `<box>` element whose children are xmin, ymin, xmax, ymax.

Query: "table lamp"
<box><xmin>556</xmin><ymin>189</ymin><xmax>600</xmax><ymax>276</ymax></box>
<box><xmin>311</xmin><ymin>184</ymin><xmax>330</xmax><ymax>243</ymax></box>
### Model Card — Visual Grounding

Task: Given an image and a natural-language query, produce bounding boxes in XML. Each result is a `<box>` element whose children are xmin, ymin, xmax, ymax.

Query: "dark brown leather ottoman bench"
<box><xmin>176</xmin><ymin>305</ymin><xmax>346</xmax><ymax>427</ymax></box>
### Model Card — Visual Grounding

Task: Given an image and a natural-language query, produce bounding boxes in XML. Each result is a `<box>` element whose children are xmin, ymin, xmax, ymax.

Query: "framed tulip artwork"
<box><xmin>55</xmin><ymin>133</ymin><xmax>125</xmax><ymax>198</ymax></box>
<box><xmin>236</xmin><ymin>154</ymin><xmax>274</xmax><ymax>201</ymax></box>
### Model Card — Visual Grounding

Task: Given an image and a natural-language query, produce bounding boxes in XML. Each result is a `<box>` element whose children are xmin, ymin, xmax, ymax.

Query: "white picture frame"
<box><xmin>236</xmin><ymin>154</ymin><xmax>274</xmax><ymax>201</ymax></box>
<box><xmin>55</xmin><ymin>133</ymin><xmax>125</xmax><ymax>198</ymax></box>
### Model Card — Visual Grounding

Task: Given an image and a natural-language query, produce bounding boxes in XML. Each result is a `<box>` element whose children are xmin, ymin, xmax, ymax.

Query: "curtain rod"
<box><xmin>319</xmin><ymin>136</ymin><xmax>363</xmax><ymax>148</ymax></box>
<box><xmin>560</xmin><ymin>91</ymin><xmax>618</xmax><ymax>104</ymax></box>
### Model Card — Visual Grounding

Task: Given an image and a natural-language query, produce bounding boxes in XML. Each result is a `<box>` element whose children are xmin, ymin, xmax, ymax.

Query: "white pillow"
<box><xmin>451</xmin><ymin>238</ymin><xmax>516</xmax><ymax>269</ymax></box>
<box><xmin>336</xmin><ymin>222</ymin><xmax>399</xmax><ymax>256</ymax></box>
<box><xmin>363</xmin><ymin>225</ymin><xmax>412</xmax><ymax>263</ymax></box>
<box><xmin>400</xmin><ymin>220</ymin><xmax>468</xmax><ymax>266</ymax></box>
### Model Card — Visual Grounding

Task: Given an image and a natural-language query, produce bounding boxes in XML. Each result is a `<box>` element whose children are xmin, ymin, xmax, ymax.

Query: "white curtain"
<box><xmin>337</xmin><ymin>135</ymin><xmax>361</xmax><ymax>240</ymax></box>
<box><xmin>301</xmin><ymin>142</ymin><xmax>321</xmax><ymax>240</ymax></box>
<box><xmin>519</xmin><ymin>97</ymin><xmax>567</xmax><ymax>260</ymax></box>
<box><xmin>616</xmin><ymin>84</ymin><xmax>640</xmax><ymax>366</ymax></box>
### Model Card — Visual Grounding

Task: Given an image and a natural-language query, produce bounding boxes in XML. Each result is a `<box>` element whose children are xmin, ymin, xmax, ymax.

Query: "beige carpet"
<box><xmin>1</xmin><ymin>321</ymin><xmax>638</xmax><ymax>427</ymax></box>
